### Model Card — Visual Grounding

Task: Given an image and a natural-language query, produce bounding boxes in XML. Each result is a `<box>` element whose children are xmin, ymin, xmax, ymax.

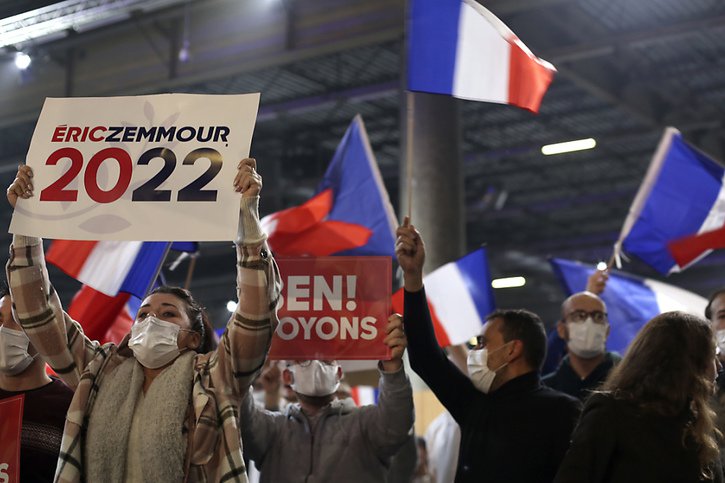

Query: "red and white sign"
<box><xmin>9</xmin><ymin>93</ymin><xmax>259</xmax><ymax>241</ymax></box>
<box><xmin>268</xmin><ymin>257</ymin><xmax>391</xmax><ymax>360</ymax></box>
<box><xmin>0</xmin><ymin>395</ymin><xmax>24</xmax><ymax>483</ymax></box>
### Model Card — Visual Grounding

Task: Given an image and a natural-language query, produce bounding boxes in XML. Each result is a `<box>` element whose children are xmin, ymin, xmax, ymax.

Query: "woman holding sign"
<box><xmin>6</xmin><ymin>159</ymin><xmax>281</xmax><ymax>483</ymax></box>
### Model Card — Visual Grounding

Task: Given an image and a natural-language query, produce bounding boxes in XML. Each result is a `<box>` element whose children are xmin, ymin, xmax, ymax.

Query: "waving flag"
<box><xmin>350</xmin><ymin>386</ymin><xmax>379</xmax><ymax>406</ymax></box>
<box><xmin>263</xmin><ymin>115</ymin><xmax>397</xmax><ymax>257</ymax></box>
<box><xmin>46</xmin><ymin>240</ymin><xmax>170</xmax><ymax>298</ymax></box>
<box><xmin>551</xmin><ymin>258</ymin><xmax>707</xmax><ymax>353</ymax></box>
<box><xmin>392</xmin><ymin>248</ymin><xmax>495</xmax><ymax>347</ymax></box>
<box><xmin>46</xmin><ymin>239</ymin><xmax>174</xmax><ymax>344</ymax></box>
<box><xmin>66</xmin><ymin>287</ymin><xmax>140</xmax><ymax>344</ymax></box>
<box><xmin>407</xmin><ymin>0</ymin><xmax>556</xmax><ymax>113</ymax></box>
<box><xmin>615</xmin><ymin>128</ymin><xmax>725</xmax><ymax>274</ymax></box>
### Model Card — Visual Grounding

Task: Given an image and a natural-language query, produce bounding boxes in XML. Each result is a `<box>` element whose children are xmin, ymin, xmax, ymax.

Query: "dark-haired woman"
<box><xmin>6</xmin><ymin>159</ymin><xmax>280</xmax><ymax>483</ymax></box>
<box><xmin>555</xmin><ymin>311</ymin><xmax>724</xmax><ymax>483</ymax></box>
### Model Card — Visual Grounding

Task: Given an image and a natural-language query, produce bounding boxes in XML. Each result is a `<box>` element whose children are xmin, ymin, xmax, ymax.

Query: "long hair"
<box><xmin>150</xmin><ymin>286</ymin><xmax>218</xmax><ymax>353</ymax></box>
<box><xmin>602</xmin><ymin>311</ymin><xmax>720</xmax><ymax>478</ymax></box>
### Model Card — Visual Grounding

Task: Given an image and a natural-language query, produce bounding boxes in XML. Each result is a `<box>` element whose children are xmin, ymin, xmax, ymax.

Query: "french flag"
<box><xmin>392</xmin><ymin>248</ymin><xmax>495</xmax><ymax>347</ymax></box>
<box><xmin>551</xmin><ymin>258</ymin><xmax>707</xmax><ymax>353</ymax></box>
<box><xmin>46</xmin><ymin>240</ymin><xmax>172</xmax><ymax>344</ymax></box>
<box><xmin>350</xmin><ymin>385</ymin><xmax>379</xmax><ymax>407</ymax></box>
<box><xmin>407</xmin><ymin>0</ymin><xmax>556</xmax><ymax>113</ymax></box>
<box><xmin>66</xmin><ymin>287</ymin><xmax>141</xmax><ymax>344</ymax></box>
<box><xmin>262</xmin><ymin>115</ymin><xmax>397</xmax><ymax>257</ymax></box>
<box><xmin>46</xmin><ymin>240</ymin><xmax>170</xmax><ymax>298</ymax></box>
<box><xmin>616</xmin><ymin>128</ymin><xmax>725</xmax><ymax>274</ymax></box>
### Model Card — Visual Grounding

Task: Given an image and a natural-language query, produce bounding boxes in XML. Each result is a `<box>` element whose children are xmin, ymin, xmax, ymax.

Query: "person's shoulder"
<box><xmin>48</xmin><ymin>377</ymin><xmax>74</xmax><ymax>396</ymax></box>
<box><xmin>581</xmin><ymin>392</ymin><xmax>621</xmax><ymax>416</ymax></box>
<box><xmin>606</xmin><ymin>351</ymin><xmax>623</xmax><ymax>364</ymax></box>
<box><xmin>542</xmin><ymin>355</ymin><xmax>574</xmax><ymax>382</ymax></box>
<box><xmin>537</xmin><ymin>384</ymin><xmax>582</xmax><ymax>412</ymax></box>
<box><xmin>541</xmin><ymin>369</ymin><xmax>557</xmax><ymax>385</ymax></box>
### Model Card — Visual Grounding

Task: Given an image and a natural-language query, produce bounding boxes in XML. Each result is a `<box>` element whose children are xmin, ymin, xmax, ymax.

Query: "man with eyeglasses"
<box><xmin>240</xmin><ymin>314</ymin><xmax>414</xmax><ymax>483</ymax></box>
<box><xmin>542</xmin><ymin>291</ymin><xmax>621</xmax><ymax>401</ymax></box>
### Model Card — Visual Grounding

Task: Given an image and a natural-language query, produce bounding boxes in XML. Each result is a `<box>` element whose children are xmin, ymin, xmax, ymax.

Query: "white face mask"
<box><xmin>0</xmin><ymin>327</ymin><xmax>35</xmax><ymax>375</ymax></box>
<box><xmin>467</xmin><ymin>343</ymin><xmax>510</xmax><ymax>394</ymax></box>
<box><xmin>567</xmin><ymin>317</ymin><xmax>608</xmax><ymax>359</ymax></box>
<box><xmin>129</xmin><ymin>316</ymin><xmax>183</xmax><ymax>369</ymax></box>
<box><xmin>290</xmin><ymin>361</ymin><xmax>340</xmax><ymax>397</ymax></box>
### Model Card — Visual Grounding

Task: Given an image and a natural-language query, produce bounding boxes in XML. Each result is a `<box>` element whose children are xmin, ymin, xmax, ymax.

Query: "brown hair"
<box><xmin>602</xmin><ymin>311</ymin><xmax>720</xmax><ymax>478</ymax></box>
<box><xmin>150</xmin><ymin>286</ymin><xmax>218</xmax><ymax>353</ymax></box>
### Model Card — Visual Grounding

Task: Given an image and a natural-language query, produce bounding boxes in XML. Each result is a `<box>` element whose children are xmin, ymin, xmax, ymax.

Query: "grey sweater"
<box><xmin>241</xmin><ymin>365</ymin><xmax>415</xmax><ymax>483</ymax></box>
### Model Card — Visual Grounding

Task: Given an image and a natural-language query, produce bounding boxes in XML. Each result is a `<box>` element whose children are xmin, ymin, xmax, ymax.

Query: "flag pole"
<box><xmin>184</xmin><ymin>253</ymin><xmax>197</xmax><ymax>290</ymax></box>
<box><xmin>405</xmin><ymin>91</ymin><xmax>415</xmax><ymax>221</ymax></box>
<box><xmin>403</xmin><ymin>0</ymin><xmax>414</xmax><ymax>221</ymax></box>
<box><xmin>142</xmin><ymin>242</ymin><xmax>172</xmax><ymax>298</ymax></box>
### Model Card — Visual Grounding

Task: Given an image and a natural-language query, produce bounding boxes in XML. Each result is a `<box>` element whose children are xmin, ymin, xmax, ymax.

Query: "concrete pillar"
<box><xmin>400</xmin><ymin>91</ymin><xmax>465</xmax><ymax>273</ymax></box>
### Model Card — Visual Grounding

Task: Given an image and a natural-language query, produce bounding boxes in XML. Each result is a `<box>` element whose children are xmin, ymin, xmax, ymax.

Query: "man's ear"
<box><xmin>556</xmin><ymin>320</ymin><xmax>568</xmax><ymax>340</ymax></box>
<box><xmin>336</xmin><ymin>366</ymin><xmax>343</xmax><ymax>381</ymax></box>
<box><xmin>509</xmin><ymin>340</ymin><xmax>524</xmax><ymax>362</ymax></box>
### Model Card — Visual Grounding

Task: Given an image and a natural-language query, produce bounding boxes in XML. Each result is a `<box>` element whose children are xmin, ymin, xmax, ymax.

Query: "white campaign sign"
<box><xmin>9</xmin><ymin>93</ymin><xmax>260</xmax><ymax>241</ymax></box>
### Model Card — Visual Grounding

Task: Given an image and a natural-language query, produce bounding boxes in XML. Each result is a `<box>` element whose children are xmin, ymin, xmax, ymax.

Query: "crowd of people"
<box><xmin>1</xmin><ymin>162</ymin><xmax>724</xmax><ymax>482</ymax></box>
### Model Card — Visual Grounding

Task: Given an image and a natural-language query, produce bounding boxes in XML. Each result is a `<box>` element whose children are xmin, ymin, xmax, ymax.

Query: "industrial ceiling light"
<box><xmin>491</xmin><ymin>276</ymin><xmax>526</xmax><ymax>289</ymax></box>
<box><xmin>541</xmin><ymin>138</ymin><xmax>596</xmax><ymax>155</ymax></box>
<box><xmin>14</xmin><ymin>52</ymin><xmax>31</xmax><ymax>70</ymax></box>
<box><xmin>0</xmin><ymin>0</ymin><xmax>183</xmax><ymax>49</ymax></box>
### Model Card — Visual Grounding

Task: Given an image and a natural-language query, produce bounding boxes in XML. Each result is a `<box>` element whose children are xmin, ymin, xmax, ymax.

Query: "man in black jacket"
<box><xmin>395</xmin><ymin>219</ymin><xmax>581</xmax><ymax>483</ymax></box>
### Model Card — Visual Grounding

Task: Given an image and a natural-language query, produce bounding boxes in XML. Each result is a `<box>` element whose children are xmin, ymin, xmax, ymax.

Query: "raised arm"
<box><xmin>239</xmin><ymin>386</ymin><xmax>283</xmax><ymax>466</ymax></box>
<box><xmin>207</xmin><ymin>158</ymin><xmax>282</xmax><ymax>398</ymax></box>
<box><xmin>359</xmin><ymin>314</ymin><xmax>415</xmax><ymax>458</ymax></box>
<box><xmin>586</xmin><ymin>268</ymin><xmax>609</xmax><ymax>295</ymax></box>
<box><xmin>5</xmin><ymin>165</ymin><xmax>100</xmax><ymax>389</ymax></box>
<box><xmin>395</xmin><ymin>219</ymin><xmax>480</xmax><ymax>421</ymax></box>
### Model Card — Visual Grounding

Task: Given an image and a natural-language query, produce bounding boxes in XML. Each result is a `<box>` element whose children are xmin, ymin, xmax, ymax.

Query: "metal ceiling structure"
<box><xmin>1</xmin><ymin>0</ymin><xmax>725</xmax><ymax>327</ymax></box>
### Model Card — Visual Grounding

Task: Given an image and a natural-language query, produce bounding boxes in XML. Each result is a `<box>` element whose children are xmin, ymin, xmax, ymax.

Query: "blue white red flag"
<box><xmin>392</xmin><ymin>248</ymin><xmax>495</xmax><ymax>347</ymax></box>
<box><xmin>47</xmin><ymin>240</ymin><xmax>193</xmax><ymax>344</ymax></box>
<box><xmin>407</xmin><ymin>0</ymin><xmax>556</xmax><ymax>113</ymax></box>
<box><xmin>350</xmin><ymin>386</ymin><xmax>379</xmax><ymax>406</ymax></box>
<box><xmin>66</xmin><ymin>287</ymin><xmax>139</xmax><ymax>344</ymax></box>
<box><xmin>616</xmin><ymin>127</ymin><xmax>725</xmax><ymax>274</ymax></box>
<box><xmin>550</xmin><ymin>258</ymin><xmax>707</xmax><ymax>353</ymax></box>
<box><xmin>47</xmin><ymin>240</ymin><xmax>170</xmax><ymax>298</ymax></box>
<box><xmin>263</xmin><ymin>115</ymin><xmax>397</xmax><ymax>257</ymax></box>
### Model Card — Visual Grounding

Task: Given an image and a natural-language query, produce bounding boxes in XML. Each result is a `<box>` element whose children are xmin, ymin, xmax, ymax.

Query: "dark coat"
<box><xmin>542</xmin><ymin>352</ymin><xmax>621</xmax><ymax>401</ymax></box>
<box><xmin>555</xmin><ymin>392</ymin><xmax>724</xmax><ymax>483</ymax></box>
<box><xmin>404</xmin><ymin>288</ymin><xmax>582</xmax><ymax>483</ymax></box>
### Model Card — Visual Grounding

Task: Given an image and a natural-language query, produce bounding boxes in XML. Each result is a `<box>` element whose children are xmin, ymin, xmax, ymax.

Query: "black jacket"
<box><xmin>555</xmin><ymin>392</ymin><xmax>724</xmax><ymax>483</ymax></box>
<box><xmin>542</xmin><ymin>352</ymin><xmax>621</xmax><ymax>401</ymax></box>
<box><xmin>404</xmin><ymin>288</ymin><xmax>582</xmax><ymax>483</ymax></box>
